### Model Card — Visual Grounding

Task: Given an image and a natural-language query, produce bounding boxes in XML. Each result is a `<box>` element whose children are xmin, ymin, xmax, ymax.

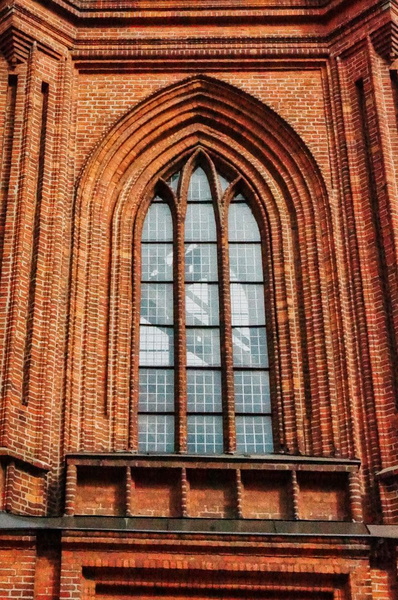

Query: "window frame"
<box><xmin>132</xmin><ymin>149</ymin><xmax>277</xmax><ymax>455</ymax></box>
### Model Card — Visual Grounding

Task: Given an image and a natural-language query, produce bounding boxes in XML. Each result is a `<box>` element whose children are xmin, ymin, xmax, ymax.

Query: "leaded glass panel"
<box><xmin>187</xmin><ymin>167</ymin><xmax>212</xmax><ymax>202</ymax></box>
<box><xmin>138</xmin><ymin>415</ymin><xmax>175</xmax><ymax>452</ymax></box>
<box><xmin>185</xmin><ymin>205</ymin><xmax>217</xmax><ymax>242</ymax></box>
<box><xmin>186</xmin><ymin>328</ymin><xmax>221</xmax><ymax>366</ymax></box>
<box><xmin>141</xmin><ymin>244</ymin><xmax>173</xmax><ymax>281</ymax></box>
<box><xmin>139</xmin><ymin>369</ymin><xmax>174</xmax><ymax>412</ymax></box>
<box><xmin>235</xmin><ymin>416</ymin><xmax>273</xmax><ymax>454</ymax></box>
<box><xmin>228</xmin><ymin>204</ymin><xmax>260</xmax><ymax>241</ymax></box>
<box><xmin>234</xmin><ymin>371</ymin><xmax>271</xmax><ymax>413</ymax></box>
<box><xmin>167</xmin><ymin>171</ymin><xmax>180</xmax><ymax>192</ymax></box>
<box><xmin>187</xmin><ymin>370</ymin><xmax>222</xmax><ymax>412</ymax></box>
<box><xmin>140</xmin><ymin>283</ymin><xmax>173</xmax><ymax>325</ymax></box>
<box><xmin>185</xmin><ymin>283</ymin><xmax>219</xmax><ymax>326</ymax></box>
<box><xmin>229</xmin><ymin>244</ymin><xmax>263</xmax><ymax>281</ymax></box>
<box><xmin>142</xmin><ymin>203</ymin><xmax>173</xmax><ymax>241</ymax></box>
<box><xmin>219</xmin><ymin>174</ymin><xmax>230</xmax><ymax>193</ymax></box>
<box><xmin>232</xmin><ymin>327</ymin><xmax>268</xmax><ymax>367</ymax></box>
<box><xmin>187</xmin><ymin>415</ymin><xmax>223</xmax><ymax>454</ymax></box>
<box><xmin>230</xmin><ymin>284</ymin><xmax>265</xmax><ymax>326</ymax></box>
<box><xmin>185</xmin><ymin>243</ymin><xmax>218</xmax><ymax>281</ymax></box>
<box><xmin>139</xmin><ymin>326</ymin><xmax>174</xmax><ymax>366</ymax></box>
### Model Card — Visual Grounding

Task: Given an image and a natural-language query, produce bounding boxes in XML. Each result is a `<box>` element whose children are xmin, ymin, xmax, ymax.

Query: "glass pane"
<box><xmin>229</xmin><ymin>244</ymin><xmax>262</xmax><ymax>281</ymax></box>
<box><xmin>141</xmin><ymin>244</ymin><xmax>173</xmax><ymax>281</ymax></box>
<box><xmin>185</xmin><ymin>243</ymin><xmax>218</xmax><ymax>281</ymax></box>
<box><xmin>187</xmin><ymin>328</ymin><xmax>221</xmax><ymax>366</ymax></box>
<box><xmin>231</xmin><ymin>192</ymin><xmax>245</xmax><ymax>202</ymax></box>
<box><xmin>142</xmin><ymin>204</ymin><xmax>173</xmax><ymax>241</ymax></box>
<box><xmin>219</xmin><ymin>174</ymin><xmax>230</xmax><ymax>193</ymax></box>
<box><xmin>140</xmin><ymin>283</ymin><xmax>173</xmax><ymax>325</ymax></box>
<box><xmin>139</xmin><ymin>368</ymin><xmax>174</xmax><ymax>412</ymax></box>
<box><xmin>138</xmin><ymin>415</ymin><xmax>174</xmax><ymax>452</ymax></box>
<box><xmin>139</xmin><ymin>326</ymin><xmax>174</xmax><ymax>366</ymax></box>
<box><xmin>187</xmin><ymin>415</ymin><xmax>223</xmax><ymax>454</ymax></box>
<box><xmin>234</xmin><ymin>371</ymin><xmax>271</xmax><ymax>413</ymax></box>
<box><xmin>187</xmin><ymin>370</ymin><xmax>222</xmax><ymax>412</ymax></box>
<box><xmin>188</xmin><ymin>167</ymin><xmax>212</xmax><ymax>202</ymax></box>
<box><xmin>236</xmin><ymin>416</ymin><xmax>273</xmax><ymax>454</ymax></box>
<box><xmin>185</xmin><ymin>283</ymin><xmax>219</xmax><ymax>326</ymax></box>
<box><xmin>228</xmin><ymin>204</ymin><xmax>260</xmax><ymax>242</ymax></box>
<box><xmin>230</xmin><ymin>284</ymin><xmax>265</xmax><ymax>326</ymax></box>
<box><xmin>232</xmin><ymin>327</ymin><xmax>268</xmax><ymax>367</ymax></box>
<box><xmin>185</xmin><ymin>205</ymin><xmax>217</xmax><ymax>242</ymax></box>
<box><xmin>167</xmin><ymin>171</ymin><xmax>180</xmax><ymax>192</ymax></box>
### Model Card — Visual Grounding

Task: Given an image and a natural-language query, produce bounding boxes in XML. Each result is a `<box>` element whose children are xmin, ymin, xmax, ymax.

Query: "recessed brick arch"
<box><xmin>67</xmin><ymin>75</ymin><xmax>350</xmax><ymax>460</ymax></box>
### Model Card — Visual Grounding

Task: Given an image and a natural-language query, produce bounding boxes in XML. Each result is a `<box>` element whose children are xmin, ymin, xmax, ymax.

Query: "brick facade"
<box><xmin>1</xmin><ymin>0</ymin><xmax>398</xmax><ymax>598</ymax></box>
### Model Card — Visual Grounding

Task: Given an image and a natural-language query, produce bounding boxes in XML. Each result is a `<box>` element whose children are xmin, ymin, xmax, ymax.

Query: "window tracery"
<box><xmin>138</xmin><ymin>152</ymin><xmax>273</xmax><ymax>454</ymax></box>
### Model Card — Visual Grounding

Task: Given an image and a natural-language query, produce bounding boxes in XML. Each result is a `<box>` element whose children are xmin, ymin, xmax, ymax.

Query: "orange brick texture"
<box><xmin>0</xmin><ymin>0</ymin><xmax>398</xmax><ymax>598</ymax></box>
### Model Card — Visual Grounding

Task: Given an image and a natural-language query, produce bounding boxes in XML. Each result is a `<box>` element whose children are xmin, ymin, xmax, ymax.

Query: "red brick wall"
<box><xmin>0</xmin><ymin>543</ymin><xmax>36</xmax><ymax>599</ymax></box>
<box><xmin>0</xmin><ymin>0</ymin><xmax>398</xmax><ymax>598</ymax></box>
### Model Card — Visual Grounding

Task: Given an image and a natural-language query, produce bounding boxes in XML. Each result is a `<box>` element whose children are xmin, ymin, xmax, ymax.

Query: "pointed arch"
<box><xmin>66</xmin><ymin>76</ymin><xmax>350</xmax><ymax>460</ymax></box>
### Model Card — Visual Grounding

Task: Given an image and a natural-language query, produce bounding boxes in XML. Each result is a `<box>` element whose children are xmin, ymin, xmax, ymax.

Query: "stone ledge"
<box><xmin>0</xmin><ymin>511</ymin><xmax>371</xmax><ymax>537</ymax></box>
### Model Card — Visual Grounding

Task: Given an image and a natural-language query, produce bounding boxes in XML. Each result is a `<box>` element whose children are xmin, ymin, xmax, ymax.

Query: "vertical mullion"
<box><xmin>175</xmin><ymin>211</ymin><xmax>187</xmax><ymax>453</ymax></box>
<box><xmin>130</xmin><ymin>239</ymin><xmax>141</xmax><ymax>451</ymax></box>
<box><xmin>219</xmin><ymin>222</ymin><xmax>236</xmax><ymax>454</ymax></box>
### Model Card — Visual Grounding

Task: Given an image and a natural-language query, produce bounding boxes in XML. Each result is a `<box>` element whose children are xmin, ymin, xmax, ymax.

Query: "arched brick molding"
<box><xmin>67</xmin><ymin>75</ymin><xmax>351</xmax><ymax>461</ymax></box>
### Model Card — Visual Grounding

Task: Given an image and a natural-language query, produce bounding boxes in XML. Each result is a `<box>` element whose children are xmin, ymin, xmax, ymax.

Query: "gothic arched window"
<box><xmin>138</xmin><ymin>153</ymin><xmax>273</xmax><ymax>455</ymax></box>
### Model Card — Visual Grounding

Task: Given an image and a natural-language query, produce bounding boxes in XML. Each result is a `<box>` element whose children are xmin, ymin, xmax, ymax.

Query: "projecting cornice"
<box><xmin>0</xmin><ymin>23</ymin><xmax>34</xmax><ymax>65</ymax></box>
<box><xmin>370</xmin><ymin>20</ymin><xmax>398</xmax><ymax>61</ymax></box>
<box><xmin>0</xmin><ymin>2</ymin><xmax>74</xmax><ymax>65</ymax></box>
<box><xmin>0</xmin><ymin>0</ymin><xmax>396</xmax><ymax>66</ymax></box>
<box><xmin>0</xmin><ymin>0</ymin><xmax>391</xmax><ymax>24</ymax></box>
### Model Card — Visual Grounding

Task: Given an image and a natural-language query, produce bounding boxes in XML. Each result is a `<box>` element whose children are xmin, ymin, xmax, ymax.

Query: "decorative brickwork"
<box><xmin>1</xmin><ymin>0</ymin><xmax>398</xmax><ymax>598</ymax></box>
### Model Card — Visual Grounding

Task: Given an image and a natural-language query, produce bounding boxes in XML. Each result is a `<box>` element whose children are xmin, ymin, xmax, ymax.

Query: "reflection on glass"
<box><xmin>139</xmin><ymin>368</ymin><xmax>174</xmax><ymax>412</ymax></box>
<box><xmin>232</xmin><ymin>327</ymin><xmax>268</xmax><ymax>367</ymax></box>
<box><xmin>229</xmin><ymin>244</ymin><xmax>263</xmax><ymax>281</ymax></box>
<box><xmin>187</xmin><ymin>370</ymin><xmax>222</xmax><ymax>412</ymax></box>
<box><xmin>228</xmin><ymin>204</ymin><xmax>260</xmax><ymax>242</ymax></box>
<box><xmin>139</xmin><ymin>326</ymin><xmax>174</xmax><ymax>366</ymax></box>
<box><xmin>230</xmin><ymin>284</ymin><xmax>265</xmax><ymax>326</ymax></box>
<box><xmin>185</xmin><ymin>244</ymin><xmax>218</xmax><ymax>281</ymax></box>
<box><xmin>141</xmin><ymin>244</ymin><xmax>173</xmax><ymax>281</ymax></box>
<box><xmin>140</xmin><ymin>283</ymin><xmax>173</xmax><ymax>325</ymax></box>
<box><xmin>236</xmin><ymin>416</ymin><xmax>273</xmax><ymax>454</ymax></box>
<box><xmin>186</xmin><ymin>328</ymin><xmax>221</xmax><ymax>366</ymax></box>
<box><xmin>187</xmin><ymin>415</ymin><xmax>223</xmax><ymax>454</ymax></box>
<box><xmin>234</xmin><ymin>371</ymin><xmax>271</xmax><ymax>413</ymax></box>
<box><xmin>138</xmin><ymin>415</ymin><xmax>174</xmax><ymax>452</ymax></box>
<box><xmin>188</xmin><ymin>167</ymin><xmax>212</xmax><ymax>202</ymax></box>
<box><xmin>185</xmin><ymin>205</ymin><xmax>217</xmax><ymax>241</ymax></box>
<box><xmin>142</xmin><ymin>204</ymin><xmax>173</xmax><ymax>242</ymax></box>
<box><xmin>185</xmin><ymin>283</ymin><xmax>219</xmax><ymax>326</ymax></box>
